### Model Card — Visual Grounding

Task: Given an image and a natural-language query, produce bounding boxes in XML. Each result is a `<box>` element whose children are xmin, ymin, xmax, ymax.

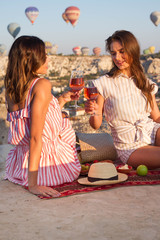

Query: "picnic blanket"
<box><xmin>28</xmin><ymin>170</ymin><xmax>160</xmax><ymax>199</ymax></box>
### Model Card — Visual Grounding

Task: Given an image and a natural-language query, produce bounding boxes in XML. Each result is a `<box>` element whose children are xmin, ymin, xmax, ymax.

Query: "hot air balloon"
<box><xmin>150</xmin><ymin>11</ymin><xmax>160</xmax><ymax>26</ymax></box>
<box><xmin>149</xmin><ymin>46</ymin><xmax>155</xmax><ymax>54</ymax></box>
<box><xmin>44</xmin><ymin>41</ymin><xmax>53</xmax><ymax>54</ymax></box>
<box><xmin>93</xmin><ymin>47</ymin><xmax>101</xmax><ymax>56</ymax></box>
<box><xmin>143</xmin><ymin>49</ymin><xmax>151</xmax><ymax>55</ymax></box>
<box><xmin>81</xmin><ymin>47</ymin><xmax>89</xmax><ymax>56</ymax></box>
<box><xmin>0</xmin><ymin>44</ymin><xmax>7</xmax><ymax>56</ymax></box>
<box><xmin>25</xmin><ymin>7</ymin><xmax>39</xmax><ymax>25</ymax></box>
<box><xmin>62</xmin><ymin>12</ymin><xmax>69</xmax><ymax>24</ymax></box>
<box><xmin>65</xmin><ymin>6</ymin><xmax>80</xmax><ymax>27</ymax></box>
<box><xmin>7</xmin><ymin>23</ymin><xmax>21</xmax><ymax>39</ymax></box>
<box><xmin>72</xmin><ymin>46</ymin><xmax>81</xmax><ymax>55</ymax></box>
<box><xmin>50</xmin><ymin>44</ymin><xmax>58</xmax><ymax>55</ymax></box>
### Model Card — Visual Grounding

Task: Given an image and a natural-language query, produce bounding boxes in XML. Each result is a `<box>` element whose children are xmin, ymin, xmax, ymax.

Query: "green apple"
<box><xmin>136</xmin><ymin>165</ymin><xmax>148</xmax><ymax>176</ymax></box>
<box><xmin>85</xmin><ymin>165</ymin><xmax>90</xmax><ymax>171</ymax></box>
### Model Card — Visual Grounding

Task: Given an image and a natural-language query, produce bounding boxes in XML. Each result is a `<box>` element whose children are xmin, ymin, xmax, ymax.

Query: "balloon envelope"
<box><xmin>0</xmin><ymin>44</ymin><xmax>7</xmax><ymax>56</ymax></box>
<box><xmin>65</xmin><ymin>6</ymin><xmax>80</xmax><ymax>27</ymax></box>
<box><xmin>93</xmin><ymin>47</ymin><xmax>101</xmax><ymax>56</ymax></box>
<box><xmin>25</xmin><ymin>6</ymin><xmax>39</xmax><ymax>24</ymax></box>
<box><xmin>62</xmin><ymin>12</ymin><xmax>69</xmax><ymax>23</ymax></box>
<box><xmin>149</xmin><ymin>46</ymin><xmax>155</xmax><ymax>54</ymax></box>
<box><xmin>81</xmin><ymin>47</ymin><xmax>89</xmax><ymax>56</ymax></box>
<box><xmin>7</xmin><ymin>23</ymin><xmax>21</xmax><ymax>38</ymax></box>
<box><xmin>150</xmin><ymin>11</ymin><xmax>160</xmax><ymax>26</ymax></box>
<box><xmin>143</xmin><ymin>49</ymin><xmax>151</xmax><ymax>55</ymax></box>
<box><xmin>45</xmin><ymin>41</ymin><xmax>53</xmax><ymax>54</ymax></box>
<box><xmin>50</xmin><ymin>44</ymin><xmax>58</xmax><ymax>55</ymax></box>
<box><xmin>72</xmin><ymin>46</ymin><xmax>81</xmax><ymax>55</ymax></box>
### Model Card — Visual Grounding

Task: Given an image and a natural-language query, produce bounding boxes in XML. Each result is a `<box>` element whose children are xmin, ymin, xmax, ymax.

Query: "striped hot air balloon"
<box><xmin>65</xmin><ymin>6</ymin><xmax>80</xmax><ymax>27</ymax></box>
<box><xmin>44</xmin><ymin>41</ymin><xmax>53</xmax><ymax>54</ymax></box>
<box><xmin>93</xmin><ymin>47</ymin><xmax>101</xmax><ymax>56</ymax></box>
<box><xmin>81</xmin><ymin>47</ymin><xmax>89</xmax><ymax>56</ymax></box>
<box><xmin>72</xmin><ymin>46</ymin><xmax>81</xmax><ymax>55</ymax></box>
<box><xmin>25</xmin><ymin>7</ymin><xmax>39</xmax><ymax>25</ymax></box>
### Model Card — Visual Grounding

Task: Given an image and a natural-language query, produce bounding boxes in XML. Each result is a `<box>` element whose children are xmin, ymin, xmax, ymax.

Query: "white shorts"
<box><xmin>116</xmin><ymin>123</ymin><xmax>160</xmax><ymax>164</ymax></box>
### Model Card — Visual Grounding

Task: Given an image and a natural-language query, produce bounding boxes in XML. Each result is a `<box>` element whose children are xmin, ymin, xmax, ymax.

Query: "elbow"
<box><xmin>89</xmin><ymin>119</ymin><xmax>102</xmax><ymax>130</ymax></box>
<box><xmin>93</xmin><ymin>125</ymin><xmax>100</xmax><ymax>130</ymax></box>
<box><xmin>151</xmin><ymin>113</ymin><xmax>160</xmax><ymax>123</ymax></box>
<box><xmin>155</xmin><ymin>117</ymin><xmax>160</xmax><ymax>123</ymax></box>
<box><xmin>29</xmin><ymin>136</ymin><xmax>42</xmax><ymax>148</ymax></box>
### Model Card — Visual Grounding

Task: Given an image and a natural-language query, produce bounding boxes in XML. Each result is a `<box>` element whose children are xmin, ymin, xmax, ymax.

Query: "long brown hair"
<box><xmin>105</xmin><ymin>30</ymin><xmax>154</xmax><ymax>108</ymax></box>
<box><xmin>4</xmin><ymin>35</ymin><xmax>46</xmax><ymax>104</ymax></box>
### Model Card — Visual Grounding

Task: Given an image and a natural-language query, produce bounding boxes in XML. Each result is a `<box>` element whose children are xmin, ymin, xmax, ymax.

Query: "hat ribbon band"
<box><xmin>88</xmin><ymin>175</ymin><xmax>118</xmax><ymax>182</ymax></box>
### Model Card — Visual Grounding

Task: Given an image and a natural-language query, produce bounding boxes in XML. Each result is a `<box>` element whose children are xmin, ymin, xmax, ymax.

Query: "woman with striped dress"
<box><xmin>4</xmin><ymin>36</ymin><xmax>81</xmax><ymax>198</ymax></box>
<box><xmin>85</xmin><ymin>30</ymin><xmax>160</xmax><ymax>169</ymax></box>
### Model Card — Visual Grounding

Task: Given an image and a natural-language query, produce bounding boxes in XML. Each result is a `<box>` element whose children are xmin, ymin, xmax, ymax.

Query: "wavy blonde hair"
<box><xmin>105</xmin><ymin>30</ymin><xmax>154</xmax><ymax>109</ymax></box>
<box><xmin>5</xmin><ymin>35</ymin><xmax>46</xmax><ymax>104</ymax></box>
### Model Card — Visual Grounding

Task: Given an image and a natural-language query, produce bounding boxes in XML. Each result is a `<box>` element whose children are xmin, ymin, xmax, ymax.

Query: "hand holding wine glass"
<box><xmin>69</xmin><ymin>70</ymin><xmax>84</xmax><ymax>108</ymax></box>
<box><xmin>84</xmin><ymin>80</ymin><xmax>99</xmax><ymax>116</ymax></box>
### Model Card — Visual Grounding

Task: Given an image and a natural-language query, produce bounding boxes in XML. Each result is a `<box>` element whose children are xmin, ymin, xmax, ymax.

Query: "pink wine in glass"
<box><xmin>69</xmin><ymin>78</ymin><xmax>84</xmax><ymax>92</ymax></box>
<box><xmin>84</xmin><ymin>87</ymin><xmax>98</xmax><ymax>100</ymax></box>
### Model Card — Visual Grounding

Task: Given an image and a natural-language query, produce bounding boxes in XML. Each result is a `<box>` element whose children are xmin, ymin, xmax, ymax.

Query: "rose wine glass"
<box><xmin>69</xmin><ymin>70</ymin><xmax>84</xmax><ymax>109</ymax></box>
<box><xmin>84</xmin><ymin>80</ymin><xmax>99</xmax><ymax>115</ymax></box>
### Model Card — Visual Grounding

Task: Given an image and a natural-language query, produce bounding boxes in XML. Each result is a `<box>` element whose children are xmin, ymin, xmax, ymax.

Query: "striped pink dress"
<box><xmin>5</xmin><ymin>78</ymin><xmax>81</xmax><ymax>186</ymax></box>
<box><xmin>93</xmin><ymin>74</ymin><xmax>160</xmax><ymax>163</ymax></box>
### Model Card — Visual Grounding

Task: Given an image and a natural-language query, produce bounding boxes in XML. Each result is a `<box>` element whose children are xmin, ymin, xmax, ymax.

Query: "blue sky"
<box><xmin>0</xmin><ymin>0</ymin><xmax>160</xmax><ymax>55</ymax></box>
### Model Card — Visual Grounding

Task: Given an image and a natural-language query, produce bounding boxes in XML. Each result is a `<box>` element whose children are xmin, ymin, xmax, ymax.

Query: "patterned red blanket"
<box><xmin>30</xmin><ymin>170</ymin><xmax>160</xmax><ymax>199</ymax></box>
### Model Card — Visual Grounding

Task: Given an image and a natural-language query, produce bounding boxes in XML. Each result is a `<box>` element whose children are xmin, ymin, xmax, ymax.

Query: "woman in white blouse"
<box><xmin>85</xmin><ymin>30</ymin><xmax>160</xmax><ymax>169</ymax></box>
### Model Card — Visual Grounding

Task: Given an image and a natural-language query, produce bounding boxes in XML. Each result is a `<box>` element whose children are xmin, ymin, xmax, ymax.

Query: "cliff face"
<box><xmin>47</xmin><ymin>55</ymin><xmax>114</xmax><ymax>77</ymax></box>
<box><xmin>0</xmin><ymin>55</ymin><xmax>113</xmax><ymax>78</ymax></box>
<box><xmin>1</xmin><ymin>55</ymin><xmax>160</xmax><ymax>78</ymax></box>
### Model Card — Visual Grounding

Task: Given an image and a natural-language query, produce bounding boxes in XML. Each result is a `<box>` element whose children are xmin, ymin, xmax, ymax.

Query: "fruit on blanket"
<box><xmin>81</xmin><ymin>164</ymin><xmax>89</xmax><ymax>171</ymax></box>
<box><xmin>118</xmin><ymin>164</ymin><xmax>129</xmax><ymax>169</ymax></box>
<box><xmin>85</xmin><ymin>163</ymin><xmax>90</xmax><ymax>167</ymax></box>
<box><xmin>136</xmin><ymin>165</ymin><xmax>148</xmax><ymax>176</ymax></box>
<box><xmin>85</xmin><ymin>165</ymin><xmax>90</xmax><ymax>170</ymax></box>
<box><xmin>93</xmin><ymin>160</ymin><xmax>99</xmax><ymax>163</ymax></box>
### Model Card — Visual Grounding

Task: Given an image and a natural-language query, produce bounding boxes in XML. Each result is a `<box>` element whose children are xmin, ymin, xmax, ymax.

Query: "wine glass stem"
<box><xmin>75</xmin><ymin>100</ymin><xmax>77</xmax><ymax>109</ymax></box>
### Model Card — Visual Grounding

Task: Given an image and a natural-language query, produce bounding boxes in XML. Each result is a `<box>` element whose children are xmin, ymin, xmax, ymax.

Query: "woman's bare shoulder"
<box><xmin>31</xmin><ymin>78</ymin><xmax>52</xmax><ymax>104</ymax></box>
<box><xmin>32</xmin><ymin>78</ymin><xmax>51</xmax><ymax>94</ymax></box>
<box><xmin>34</xmin><ymin>77</ymin><xmax>51</xmax><ymax>88</ymax></box>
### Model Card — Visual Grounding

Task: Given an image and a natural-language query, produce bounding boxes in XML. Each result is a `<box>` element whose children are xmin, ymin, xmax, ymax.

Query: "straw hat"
<box><xmin>78</xmin><ymin>162</ymin><xmax>128</xmax><ymax>185</ymax></box>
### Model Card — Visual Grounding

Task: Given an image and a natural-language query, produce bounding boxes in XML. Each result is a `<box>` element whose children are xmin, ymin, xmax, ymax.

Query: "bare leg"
<box><xmin>128</xmin><ymin>127</ymin><xmax>160</xmax><ymax>169</ymax></box>
<box><xmin>127</xmin><ymin>146</ymin><xmax>160</xmax><ymax>169</ymax></box>
<box><xmin>155</xmin><ymin>128</ymin><xmax>160</xmax><ymax>146</ymax></box>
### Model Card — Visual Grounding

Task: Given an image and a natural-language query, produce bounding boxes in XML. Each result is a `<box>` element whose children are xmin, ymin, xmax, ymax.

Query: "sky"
<box><xmin>0</xmin><ymin>0</ymin><xmax>160</xmax><ymax>55</ymax></box>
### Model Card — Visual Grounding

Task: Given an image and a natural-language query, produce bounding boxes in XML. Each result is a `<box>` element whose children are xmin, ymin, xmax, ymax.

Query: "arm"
<box><xmin>85</xmin><ymin>93</ymin><xmax>104</xmax><ymax>129</ymax></box>
<box><xmin>28</xmin><ymin>78</ymin><xmax>60</xmax><ymax>197</ymax></box>
<box><xmin>150</xmin><ymin>94</ymin><xmax>160</xmax><ymax>123</ymax></box>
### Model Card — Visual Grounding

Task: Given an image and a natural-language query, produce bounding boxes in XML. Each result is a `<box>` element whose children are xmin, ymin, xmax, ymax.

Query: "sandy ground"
<box><xmin>1</xmin><ymin>145</ymin><xmax>160</xmax><ymax>240</ymax></box>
